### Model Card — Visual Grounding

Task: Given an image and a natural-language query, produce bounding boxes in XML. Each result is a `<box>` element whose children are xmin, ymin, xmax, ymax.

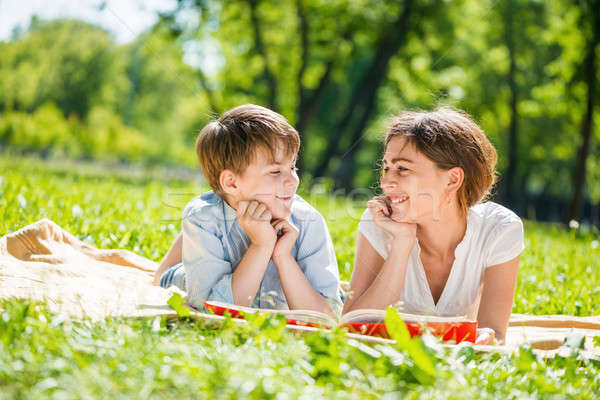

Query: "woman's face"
<box><xmin>380</xmin><ymin>136</ymin><xmax>453</xmax><ymax>223</ymax></box>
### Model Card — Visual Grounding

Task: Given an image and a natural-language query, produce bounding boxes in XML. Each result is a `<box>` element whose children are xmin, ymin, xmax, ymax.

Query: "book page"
<box><xmin>340</xmin><ymin>309</ymin><xmax>386</xmax><ymax>324</ymax></box>
<box><xmin>203</xmin><ymin>301</ymin><xmax>337</xmax><ymax>327</ymax></box>
<box><xmin>341</xmin><ymin>308</ymin><xmax>472</xmax><ymax>324</ymax></box>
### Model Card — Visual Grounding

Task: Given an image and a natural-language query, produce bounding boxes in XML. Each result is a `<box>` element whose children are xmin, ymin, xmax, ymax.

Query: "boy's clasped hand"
<box><xmin>236</xmin><ymin>199</ymin><xmax>299</xmax><ymax>264</ymax></box>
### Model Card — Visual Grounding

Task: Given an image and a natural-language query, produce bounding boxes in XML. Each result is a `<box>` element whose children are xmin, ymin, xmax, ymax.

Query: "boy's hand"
<box><xmin>271</xmin><ymin>219</ymin><xmax>299</xmax><ymax>263</ymax></box>
<box><xmin>237</xmin><ymin>200</ymin><xmax>277</xmax><ymax>249</ymax></box>
<box><xmin>367</xmin><ymin>196</ymin><xmax>417</xmax><ymax>243</ymax></box>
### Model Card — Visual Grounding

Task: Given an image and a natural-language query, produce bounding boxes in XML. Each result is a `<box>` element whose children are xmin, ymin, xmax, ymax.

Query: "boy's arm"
<box><xmin>183</xmin><ymin>215</ymin><xmax>235</xmax><ymax>308</ymax></box>
<box><xmin>230</xmin><ymin>244</ymin><xmax>272</xmax><ymax>306</ymax></box>
<box><xmin>273</xmin><ymin>252</ymin><xmax>337</xmax><ymax>318</ymax></box>
<box><xmin>272</xmin><ymin>216</ymin><xmax>340</xmax><ymax>318</ymax></box>
<box><xmin>231</xmin><ymin>200</ymin><xmax>278</xmax><ymax>306</ymax></box>
<box><xmin>184</xmin><ymin>201</ymin><xmax>276</xmax><ymax>308</ymax></box>
<box><xmin>152</xmin><ymin>232</ymin><xmax>182</xmax><ymax>285</ymax></box>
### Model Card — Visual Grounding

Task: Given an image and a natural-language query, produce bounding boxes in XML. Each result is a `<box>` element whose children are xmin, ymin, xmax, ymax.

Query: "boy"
<box><xmin>155</xmin><ymin>104</ymin><xmax>341</xmax><ymax>317</ymax></box>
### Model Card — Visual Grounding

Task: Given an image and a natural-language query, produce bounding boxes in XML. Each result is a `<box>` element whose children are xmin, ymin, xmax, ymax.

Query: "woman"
<box><xmin>342</xmin><ymin>108</ymin><xmax>524</xmax><ymax>343</ymax></box>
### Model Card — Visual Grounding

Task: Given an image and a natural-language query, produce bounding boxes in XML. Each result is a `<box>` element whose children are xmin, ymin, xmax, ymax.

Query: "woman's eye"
<box><xmin>382</xmin><ymin>166</ymin><xmax>407</xmax><ymax>175</ymax></box>
<box><xmin>270</xmin><ymin>170</ymin><xmax>281</xmax><ymax>175</ymax></box>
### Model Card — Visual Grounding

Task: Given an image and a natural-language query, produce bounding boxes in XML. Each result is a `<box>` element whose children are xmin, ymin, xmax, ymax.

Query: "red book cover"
<box><xmin>203</xmin><ymin>301</ymin><xmax>477</xmax><ymax>343</ymax></box>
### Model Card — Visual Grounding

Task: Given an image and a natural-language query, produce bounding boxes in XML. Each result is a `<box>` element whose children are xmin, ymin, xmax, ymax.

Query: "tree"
<box><xmin>310</xmin><ymin>0</ymin><xmax>415</xmax><ymax>188</ymax></box>
<box><xmin>566</xmin><ymin>0</ymin><xmax>600</xmax><ymax>222</ymax></box>
<box><xmin>165</xmin><ymin>0</ymin><xmax>425</xmax><ymax>178</ymax></box>
<box><xmin>0</xmin><ymin>18</ymin><xmax>127</xmax><ymax>119</ymax></box>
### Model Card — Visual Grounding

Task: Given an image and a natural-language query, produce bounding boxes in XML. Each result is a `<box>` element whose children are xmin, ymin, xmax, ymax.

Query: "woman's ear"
<box><xmin>219</xmin><ymin>169</ymin><xmax>238</xmax><ymax>196</ymax></box>
<box><xmin>446</xmin><ymin>167</ymin><xmax>464</xmax><ymax>194</ymax></box>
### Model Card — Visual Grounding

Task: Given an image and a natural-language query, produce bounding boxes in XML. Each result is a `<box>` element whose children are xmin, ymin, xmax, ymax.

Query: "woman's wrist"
<box><xmin>390</xmin><ymin>232</ymin><xmax>416</xmax><ymax>249</ymax></box>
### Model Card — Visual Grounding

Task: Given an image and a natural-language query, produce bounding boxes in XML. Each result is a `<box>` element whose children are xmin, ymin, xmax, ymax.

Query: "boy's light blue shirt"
<box><xmin>182</xmin><ymin>191</ymin><xmax>342</xmax><ymax>313</ymax></box>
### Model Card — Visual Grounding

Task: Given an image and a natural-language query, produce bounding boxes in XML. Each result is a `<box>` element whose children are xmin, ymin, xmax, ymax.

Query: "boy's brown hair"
<box><xmin>196</xmin><ymin>104</ymin><xmax>300</xmax><ymax>197</ymax></box>
<box><xmin>384</xmin><ymin>107</ymin><xmax>498</xmax><ymax>215</ymax></box>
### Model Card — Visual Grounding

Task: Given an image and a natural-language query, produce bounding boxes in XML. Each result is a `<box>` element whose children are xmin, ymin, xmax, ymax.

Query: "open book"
<box><xmin>203</xmin><ymin>301</ymin><xmax>477</xmax><ymax>343</ymax></box>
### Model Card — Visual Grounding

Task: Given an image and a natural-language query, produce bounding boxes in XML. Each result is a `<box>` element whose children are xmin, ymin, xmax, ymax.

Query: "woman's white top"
<box><xmin>357</xmin><ymin>201</ymin><xmax>524</xmax><ymax>320</ymax></box>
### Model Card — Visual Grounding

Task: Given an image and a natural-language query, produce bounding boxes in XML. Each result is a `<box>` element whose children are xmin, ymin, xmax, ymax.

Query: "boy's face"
<box><xmin>231</xmin><ymin>145</ymin><xmax>299</xmax><ymax>220</ymax></box>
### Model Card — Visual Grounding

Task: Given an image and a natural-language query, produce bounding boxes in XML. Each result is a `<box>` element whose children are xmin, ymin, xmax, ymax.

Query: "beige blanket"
<box><xmin>1</xmin><ymin>219</ymin><xmax>599</xmax><ymax>356</ymax></box>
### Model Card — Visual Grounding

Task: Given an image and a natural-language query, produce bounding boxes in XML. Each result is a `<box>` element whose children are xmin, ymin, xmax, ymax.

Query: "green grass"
<box><xmin>1</xmin><ymin>155</ymin><xmax>600</xmax><ymax>398</ymax></box>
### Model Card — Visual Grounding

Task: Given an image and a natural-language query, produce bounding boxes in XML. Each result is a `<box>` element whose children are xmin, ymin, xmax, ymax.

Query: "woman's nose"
<box><xmin>380</xmin><ymin>173</ymin><xmax>397</xmax><ymax>190</ymax></box>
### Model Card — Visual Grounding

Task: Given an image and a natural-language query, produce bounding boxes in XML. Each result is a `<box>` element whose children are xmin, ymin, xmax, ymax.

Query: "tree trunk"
<box><xmin>504</xmin><ymin>1</ymin><xmax>519</xmax><ymax>208</ymax></box>
<box><xmin>312</xmin><ymin>0</ymin><xmax>414</xmax><ymax>184</ymax></box>
<box><xmin>294</xmin><ymin>0</ymin><xmax>349</xmax><ymax>173</ymax></box>
<box><xmin>334</xmin><ymin>84</ymin><xmax>381</xmax><ymax>192</ymax></box>
<box><xmin>566</xmin><ymin>4</ymin><xmax>599</xmax><ymax>223</ymax></box>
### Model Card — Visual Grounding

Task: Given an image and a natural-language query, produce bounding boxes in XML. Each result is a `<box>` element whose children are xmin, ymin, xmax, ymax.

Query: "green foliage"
<box><xmin>1</xmin><ymin>157</ymin><xmax>600</xmax><ymax>397</ymax></box>
<box><xmin>385</xmin><ymin>308</ymin><xmax>436</xmax><ymax>382</ymax></box>
<box><xmin>0</xmin><ymin>19</ymin><xmax>125</xmax><ymax>116</ymax></box>
<box><xmin>0</xmin><ymin>18</ymin><xmax>201</xmax><ymax>167</ymax></box>
<box><xmin>167</xmin><ymin>293</ymin><xmax>191</xmax><ymax>317</ymax></box>
<box><xmin>2</xmin><ymin>296</ymin><xmax>600</xmax><ymax>398</ymax></box>
<box><xmin>514</xmin><ymin>222</ymin><xmax>600</xmax><ymax>315</ymax></box>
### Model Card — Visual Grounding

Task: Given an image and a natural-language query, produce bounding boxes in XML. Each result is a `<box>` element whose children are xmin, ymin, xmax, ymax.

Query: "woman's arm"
<box><xmin>476</xmin><ymin>254</ymin><xmax>520</xmax><ymax>343</ymax></box>
<box><xmin>343</xmin><ymin>233</ymin><xmax>413</xmax><ymax>313</ymax></box>
<box><xmin>343</xmin><ymin>234</ymin><xmax>383</xmax><ymax>313</ymax></box>
<box><xmin>152</xmin><ymin>232</ymin><xmax>183</xmax><ymax>285</ymax></box>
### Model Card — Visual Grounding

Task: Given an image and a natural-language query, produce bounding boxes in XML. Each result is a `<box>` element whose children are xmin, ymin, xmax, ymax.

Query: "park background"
<box><xmin>2</xmin><ymin>1</ymin><xmax>600</xmax><ymax>398</ymax></box>
<box><xmin>1</xmin><ymin>0</ymin><xmax>599</xmax><ymax>228</ymax></box>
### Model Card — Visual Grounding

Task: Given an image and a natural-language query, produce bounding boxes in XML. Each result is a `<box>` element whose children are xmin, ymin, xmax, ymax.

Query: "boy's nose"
<box><xmin>284</xmin><ymin>172</ymin><xmax>299</xmax><ymax>188</ymax></box>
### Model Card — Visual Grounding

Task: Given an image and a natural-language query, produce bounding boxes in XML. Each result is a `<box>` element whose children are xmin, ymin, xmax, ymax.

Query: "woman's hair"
<box><xmin>384</xmin><ymin>107</ymin><xmax>497</xmax><ymax>215</ymax></box>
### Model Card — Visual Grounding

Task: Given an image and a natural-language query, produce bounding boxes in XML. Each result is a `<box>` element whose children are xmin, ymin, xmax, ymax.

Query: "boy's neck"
<box><xmin>222</xmin><ymin>193</ymin><xmax>238</xmax><ymax>211</ymax></box>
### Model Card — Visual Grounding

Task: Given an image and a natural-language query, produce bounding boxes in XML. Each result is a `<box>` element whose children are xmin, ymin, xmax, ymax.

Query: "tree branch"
<box><xmin>248</xmin><ymin>0</ymin><xmax>279</xmax><ymax>111</ymax></box>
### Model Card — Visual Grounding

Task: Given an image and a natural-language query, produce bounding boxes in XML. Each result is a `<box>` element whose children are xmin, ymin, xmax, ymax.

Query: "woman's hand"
<box><xmin>475</xmin><ymin>328</ymin><xmax>496</xmax><ymax>345</ymax></box>
<box><xmin>367</xmin><ymin>196</ymin><xmax>417</xmax><ymax>242</ymax></box>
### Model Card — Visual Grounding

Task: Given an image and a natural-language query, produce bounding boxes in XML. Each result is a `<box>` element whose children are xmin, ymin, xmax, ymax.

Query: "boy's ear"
<box><xmin>446</xmin><ymin>167</ymin><xmax>464</xmax><ymax>194</ymax></box>
<box><xmin>219</xmin><ymin>169</ymin><xmax>238</xmax><ymax>195</ymax></box>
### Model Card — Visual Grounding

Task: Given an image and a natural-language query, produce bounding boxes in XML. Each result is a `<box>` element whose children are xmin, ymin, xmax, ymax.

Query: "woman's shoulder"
<box><xmin>470</xmin><ymin>201</ymin><xmax>522</xmax><ymax>229</ymax></box>
<box><xmin>470</xmin><ymin>202</ymin><xmax>525</xmax><ymax>266</ymax></box>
